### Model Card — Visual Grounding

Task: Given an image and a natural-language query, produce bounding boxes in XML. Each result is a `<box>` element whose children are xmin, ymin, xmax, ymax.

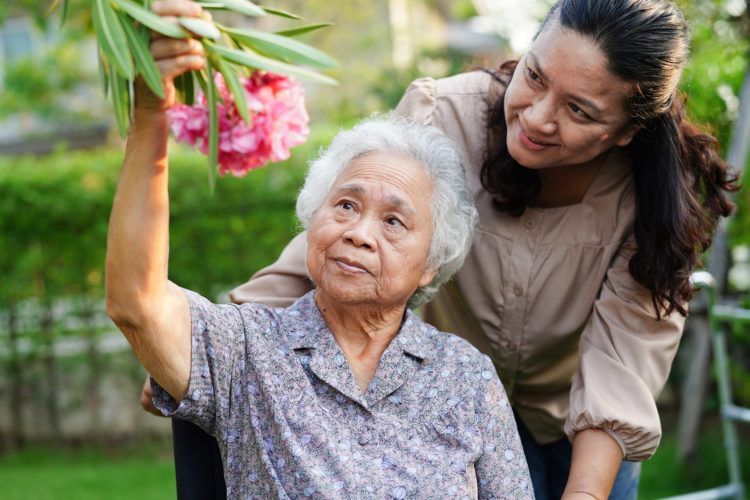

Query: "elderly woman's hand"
<box><xmin>135</xmin><ymin>0</ymin><xmax>207</xmax><ymax>113</ymax></box>
<box><xmin>140</xmin><ymin>374</ymin><xmax>164</xmax><ymax>417</ymax></box>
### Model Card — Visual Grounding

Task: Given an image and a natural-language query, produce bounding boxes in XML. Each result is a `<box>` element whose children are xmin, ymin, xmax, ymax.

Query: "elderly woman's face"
<box><xmin>306</xmin><ymin>151</ymin><xmax>437</xmax><ymax>308</ymax></box>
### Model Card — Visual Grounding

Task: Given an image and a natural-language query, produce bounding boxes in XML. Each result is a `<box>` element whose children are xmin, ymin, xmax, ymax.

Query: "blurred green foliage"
<box><xmin>0</xmin><ymin>126</ymin><xmax>338</xmax><ymax>308</ymax></box>
<box><xmin>0</xmin><ymin>42</ymin><xmax>94</xmax><ymax>121</ymax></box>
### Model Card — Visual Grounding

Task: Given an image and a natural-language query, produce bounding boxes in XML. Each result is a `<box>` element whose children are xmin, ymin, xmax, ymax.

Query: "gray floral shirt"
<box><xmin>153</xmin><ymin>290</ymin><xmax>533</xmax><ymax>499</ymax></box>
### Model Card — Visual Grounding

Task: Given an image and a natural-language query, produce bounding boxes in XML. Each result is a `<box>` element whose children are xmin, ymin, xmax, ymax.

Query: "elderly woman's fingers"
<box><xmin>150</xmin><ymin>37</ymin><xmax>204</xmax><ymax>61</ymax></box>
<box><xmin>149</xmin><ymin>0</ymin><xmax>212</xmax><ymax>40</ymax></box>
<box><xmin>149</xmin><ymin>25</ymin><xmax>206</xmax><ymax>81</ymax></box>
<box><xmin>140</xmin><ymin>375</ymin><xmax>164</xmax><ymax>417</ymax></box>
<box><xmin>151</xmin><ymin>0</ymin><xmax>203</xmax><ymax>18</ymax></box>
<box><xmin>155</xmin><ymin>54</ymin><xmax>206</xmax><ymax>81</ymax></box>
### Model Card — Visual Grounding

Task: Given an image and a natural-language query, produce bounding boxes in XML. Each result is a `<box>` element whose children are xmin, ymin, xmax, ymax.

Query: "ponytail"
<box><xmin>627</xmin><ymin>95</ymin><xmax>739</xmax><ymax>318</ymax></box>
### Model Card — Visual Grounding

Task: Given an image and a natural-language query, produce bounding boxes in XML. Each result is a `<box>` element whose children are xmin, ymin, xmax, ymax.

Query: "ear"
<box><xmin>418</xmin><ymin>266</ymin><xmax>438</xmax><ymax>288</ymax></box>
<box><xmin>615</xmin><ymin>122</ymin><xmax>641</xmax><ymax>148</ymax></box>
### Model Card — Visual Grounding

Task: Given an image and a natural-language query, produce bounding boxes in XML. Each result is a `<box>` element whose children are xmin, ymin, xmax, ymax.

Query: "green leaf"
<box><xmin>111</xmin><ymin>0</ymin><xmax>189</xmax><ymax>39</ymax></box>
<box><xmin>175</xmin><ymin>72</ymin><xmax>196</xmax><ymax>105</ymax></box>
<box><xmin>209</xmin><ymin>0</ymin><xmax>265</xmax><ymax>17</ymax></box>
<box><xmin>119</xmin><ymin>12</ymin><xmax>165</xmax><ymax>98</ymax></box>
<box><xmin>213</xmin><ymin>56</ymin><xmax>251</xmax><ymax>126</ymax></box>
<box><xmin>274</xmin><ymin>23</ymin><xmax>333</xmax><ymax>37</ymax></box>
<box><xmin>194</xmin><ymin>69</ymin><xmax>209</xmax><ymax>98</ymax></box>
<box><xmin>44</xmin><ymin>0</ymin><xmax>62</xmax><ymax>18</ymax></box>
<box><xmin>93</xmin><ymin>0</ymin><xmax>134</xmax><ymax>80</ymax></box>
<box><xmin>178</xmin><ymin>16</ymin><xmax>221</xmax><ymax>39</ymax></box>
<box><xmin>109</xmin><ymin>61</ymin><xmax>131</xmax><ymax>138</ymax></box>
<box><xmin>221</xmin><ymin>26</ymin><xmax>338</xmax><ymax>69</ymax></box>
<box><xmin>60</xmin><ymin>0</ymin><xmax>69</xmax><ymax>27</ymax></box>
<box><xmin>97</xmin><ymin>49</ymin><xmax>110</xmax><ymax>98</ymax></box>
<box><xmin>205</xmin><ymin>59</ymin><xmax>218</xmax><ymax>191</ymax></box>
<box><xmin>204</xmin><ymin>42</ymin><xmax>338</xmax><ymax>85</ymax></box>
<box><xmin>43</xmin><ymin>0</ymin><xmax>69</xmax><ymax>27</ymax></box>
<box><xmin>260</xmin><ymin>7</ymin><xmax>300</xmax><ymax>19</ymax></box>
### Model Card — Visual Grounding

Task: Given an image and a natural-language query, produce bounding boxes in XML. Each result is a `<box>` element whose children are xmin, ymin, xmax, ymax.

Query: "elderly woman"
<box><xmin>105</xmin><ymin>9</ymin><xmax>532</xmax><ymax>496</ymax></box>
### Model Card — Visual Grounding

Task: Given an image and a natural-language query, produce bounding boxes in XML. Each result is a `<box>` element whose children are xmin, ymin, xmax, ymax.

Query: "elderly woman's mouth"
<box><xmin>335</xmin><ymin>257</ymin><xmax>370</xmax><ymax>274</ymax></box>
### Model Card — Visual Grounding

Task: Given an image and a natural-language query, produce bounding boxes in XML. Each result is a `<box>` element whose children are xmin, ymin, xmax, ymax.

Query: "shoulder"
<box><xmin>185</xmin><ymin>288</ymin><xmax>296</xmax><ymax>348</ymax></box>
<box><xmin>395</xmin><ymin>70</ymin><xmax>498</xmax><ymax>123</ymax></box>
<box><xmin>434</xmin><ymin>70</ymin><xmax>498</xmax><ymax>97</ymax></box>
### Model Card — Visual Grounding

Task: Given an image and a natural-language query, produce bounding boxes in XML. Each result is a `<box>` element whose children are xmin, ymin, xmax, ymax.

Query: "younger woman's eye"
<box><xmin>526</xmin><ymin>67</ymin><xmax>541</xmax><ymax>83</ymax></box>
<box><xmin>570</xmin><ymin>103</ymin><xmax>592</xmax><ymax>120</ymax></box>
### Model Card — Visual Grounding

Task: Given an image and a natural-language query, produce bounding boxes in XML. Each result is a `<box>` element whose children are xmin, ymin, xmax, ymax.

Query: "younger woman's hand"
<box><xmin>135</xmin><ymin>0</ymin><xmax>208</xmax><ymax>113</ymax></box>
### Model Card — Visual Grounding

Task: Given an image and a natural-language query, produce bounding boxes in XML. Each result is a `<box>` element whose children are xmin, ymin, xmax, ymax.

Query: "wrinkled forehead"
<box><xmin>334</xmin><ymin>151</ymin><xmax>433</xmax><ymax>194</ymax></box>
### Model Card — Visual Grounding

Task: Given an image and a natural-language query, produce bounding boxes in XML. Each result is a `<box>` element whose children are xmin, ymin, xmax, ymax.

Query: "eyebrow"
<box><xmin>527</xmin><ymin>51</ymin><xmax>604</xmax><ymax>116</ymax></box>
<box><xmin>335</xmin><ymin>184</ymin><xmax>416</xmax><ymax>216</ymax></box>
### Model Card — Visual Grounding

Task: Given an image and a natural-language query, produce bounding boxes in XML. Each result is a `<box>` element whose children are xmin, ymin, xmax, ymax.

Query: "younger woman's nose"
<box><xmin>524</xmin><ymin>97</ymin><xmax>557</xmax><ymax>136</ymax></box>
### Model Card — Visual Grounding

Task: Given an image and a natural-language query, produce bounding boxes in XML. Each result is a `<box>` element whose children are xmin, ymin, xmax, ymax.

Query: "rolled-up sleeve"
<box><xmin>564</xmin><ymin>237</ymin><xmax>685</xmax><ymax>461</ymax></box>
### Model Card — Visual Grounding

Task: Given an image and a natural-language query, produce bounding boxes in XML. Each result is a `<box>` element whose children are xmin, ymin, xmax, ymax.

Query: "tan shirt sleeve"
<box><xmin>228</xmin><ymin>232</ymin><xmax>313</xmax><ymax>307</ymax></box>
<box><xmin>393</xmin><ymin>77</ymin><xmax>438</xmax><ymax>124</ymax></box>
<box><xmin>564</xmin><ymin>235</ymin><xmax>685</xmax><ymax>461</ymax></box>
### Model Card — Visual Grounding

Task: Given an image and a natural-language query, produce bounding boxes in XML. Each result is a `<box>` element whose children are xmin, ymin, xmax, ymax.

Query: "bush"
<box><xmin>0</xmin><ymin>126</ymin><xmax>337</xmax><ymax>306</ymax></box>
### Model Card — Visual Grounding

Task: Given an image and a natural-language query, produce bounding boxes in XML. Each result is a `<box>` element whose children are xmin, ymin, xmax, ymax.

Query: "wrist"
<box><xmin>129</xmin><ymin>109</ymin><xmax>170</xmax><ymax>137</ymax></box>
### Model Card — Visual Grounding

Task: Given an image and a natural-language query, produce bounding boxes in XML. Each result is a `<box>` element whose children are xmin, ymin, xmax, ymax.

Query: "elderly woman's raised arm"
<box><xmin>105</xmin><ymin>1</ymin><xmax>207</xmax><ymax>402</ymax></box>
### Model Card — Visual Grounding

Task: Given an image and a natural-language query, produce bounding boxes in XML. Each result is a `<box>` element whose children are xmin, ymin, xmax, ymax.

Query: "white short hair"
<box><xmin>296</xmin><ymin>114</ymin><xmax>478</xmax><ymax>308</ymax></box>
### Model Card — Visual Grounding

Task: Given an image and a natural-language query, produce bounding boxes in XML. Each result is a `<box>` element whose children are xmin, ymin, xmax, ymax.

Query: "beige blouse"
<box><xmin>229</xmin><ymin>71</ymin><xmax>685</xmax><ymax>461</ymax></box>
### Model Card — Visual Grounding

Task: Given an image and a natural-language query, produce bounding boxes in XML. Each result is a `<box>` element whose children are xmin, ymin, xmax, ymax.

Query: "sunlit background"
<box><xmin>0</xmin><ymin>0</ymin><xmax>749</xmax><ymax>498</ymax></box>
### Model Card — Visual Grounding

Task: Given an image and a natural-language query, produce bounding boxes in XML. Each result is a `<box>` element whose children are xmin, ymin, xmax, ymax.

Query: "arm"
<box><xmin>562</xmin><ymin>429</ymin><xmax>622</xmax><ymax>499</ymax></box>
<box><xmin>228</xmin><ymin>232</ymin><xmax>313</xmax><ymax>306</ymax></box>
<box><xmin>564</xmin><ymin>235</ymin><xmax>685</xmax><ymax>495</ymax></box>
<box><xmin>105</xmin><ymin>0</ymin><xmax>207</xmax><ymax>402</ymax></box>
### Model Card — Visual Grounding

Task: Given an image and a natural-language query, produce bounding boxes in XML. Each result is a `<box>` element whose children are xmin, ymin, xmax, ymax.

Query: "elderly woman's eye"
<box><xmin>340</xmin><ymin>201</ymin><xmax>354</xmax><ymax>210</ymax></box>
<box><xmin>386</xmin><ymin>216</ymin><xmax>402</xmax><ymax>227</ymax></box>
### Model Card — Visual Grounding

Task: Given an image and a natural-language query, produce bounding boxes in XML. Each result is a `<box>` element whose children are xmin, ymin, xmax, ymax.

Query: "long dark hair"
<box><xmin>480</xmin><ymin>0</ymin><xmax>739</xmax><ymax>318</ymax></box>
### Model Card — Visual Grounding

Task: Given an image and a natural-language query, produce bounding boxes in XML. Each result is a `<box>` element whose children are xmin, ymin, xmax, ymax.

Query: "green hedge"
<box><xmin>0</xmin><ymin>127</ymin><xmax>338</xmax><ymax>307</ymax></box>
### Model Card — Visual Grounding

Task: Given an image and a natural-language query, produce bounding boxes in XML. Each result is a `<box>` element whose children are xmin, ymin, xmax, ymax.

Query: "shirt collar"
<box><xmin>282</xmin><ymin>292</ymin><xmax>436</xmax><ymax>362</ymax></box>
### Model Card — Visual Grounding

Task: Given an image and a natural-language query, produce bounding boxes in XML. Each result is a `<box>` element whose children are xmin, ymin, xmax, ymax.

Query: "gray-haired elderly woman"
<box><xmin>105</xmin><ymin>11</ymin><xmax>532</xmax><ymax>497</ymax></box>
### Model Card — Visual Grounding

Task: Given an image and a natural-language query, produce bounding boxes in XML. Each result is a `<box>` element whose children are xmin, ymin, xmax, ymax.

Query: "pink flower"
<box><xmin>167</xmin><ymin>71</ymin><xmax>310</xmax><ymax>177</ymax></box>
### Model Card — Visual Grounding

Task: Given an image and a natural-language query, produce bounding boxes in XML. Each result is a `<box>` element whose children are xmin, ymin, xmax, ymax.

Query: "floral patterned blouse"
<box><xmin>152</xmin><ymin>290</ymin><xmax>533</xmax><ymax>499</ymax></box>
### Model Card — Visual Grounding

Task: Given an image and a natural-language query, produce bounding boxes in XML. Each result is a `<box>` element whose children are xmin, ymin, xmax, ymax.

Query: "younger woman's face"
<box><xmin>504</xmin><ymin>24</ymin><xmax>639</xmax><ymax>171</ymax></box>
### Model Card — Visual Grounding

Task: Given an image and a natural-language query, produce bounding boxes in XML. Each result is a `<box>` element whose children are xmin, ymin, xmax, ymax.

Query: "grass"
<box><xmin>0</xmin><ymin>442</ymin><xmax>176</xmax><ymax>500</ymax></box>
<box><xmin>640</xmin><ymin>418</ymin><xmax>750</xmax><ymax>498</ymax></box>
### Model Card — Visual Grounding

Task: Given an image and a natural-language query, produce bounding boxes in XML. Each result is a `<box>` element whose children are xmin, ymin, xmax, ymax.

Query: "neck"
<box><xmin>314</xmin><ymin>290</ymin><xmax>406</xmax><ymax>393</ymax></box>
<box><xmin>531</xmin><ymin>153</ymin><xmax>606</xmax><ymax>208</ymax></box>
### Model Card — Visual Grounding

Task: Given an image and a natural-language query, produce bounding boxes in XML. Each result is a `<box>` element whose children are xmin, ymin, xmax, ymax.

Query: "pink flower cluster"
<box><xmin>168</xmin><ymin>71</ymin><xmax>310</xmax><ymax>177</ymax></box>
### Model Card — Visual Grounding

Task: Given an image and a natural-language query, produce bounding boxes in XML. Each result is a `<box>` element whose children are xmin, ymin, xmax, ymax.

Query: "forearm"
<box><xmin>105</xmin><ymin>105</ymin><xmax>191</xmax><ymax>400</ymax></box>
<box><xmin>106</xmin><ymin>110</ymin><xmax>170</xmax><ymax>325</ymax></box>
<box><xmin>562</xmin><ymin>429</ymin><xmax>622</xmax><ymax>500</ymax></box>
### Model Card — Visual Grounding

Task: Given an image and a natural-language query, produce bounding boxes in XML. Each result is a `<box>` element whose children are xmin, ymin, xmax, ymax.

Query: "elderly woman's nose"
<box><xmin>343</xmin><ymin>217</ymin><xmax>377</xmax><ymax>249</ymax></box>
